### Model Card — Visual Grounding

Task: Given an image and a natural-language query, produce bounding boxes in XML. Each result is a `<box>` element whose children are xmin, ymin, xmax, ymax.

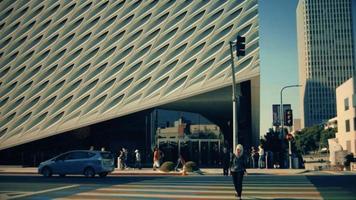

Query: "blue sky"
<box><xmin>259</xmin><ymin>0</ymin><xmax>300</xmax><ymax>135</ymax></box>
<box><xmin>258</xmin><ymin>0</ymin><xmax>356</xmax><ymax>136</ymax></box>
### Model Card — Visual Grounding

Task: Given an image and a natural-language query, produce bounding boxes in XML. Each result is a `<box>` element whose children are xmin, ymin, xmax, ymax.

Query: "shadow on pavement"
<box><xmin>307</xmin><ymin>175</ymin><xmax>356</xmax><ymax>199</ymax></box>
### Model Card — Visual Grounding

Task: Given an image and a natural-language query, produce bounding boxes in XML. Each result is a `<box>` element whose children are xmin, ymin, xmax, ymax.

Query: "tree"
<box><xmin>260</xmin><ymin>128</ymin><xmax>286</xmax><ymax>167</ymax></box>
<box><xmin>294</xmin><ymin>125</ymin><xmax>336</xmax><ymax>154</ymax></box>
<box><xmin>320</xmin><ymin>128</ymin><xmax>336</xmax><ymax>149</ymax></box>
<box><xmin>261</xmin><ymin>128</ymin><xmax>282</xmax><ymax>152</ymax></box>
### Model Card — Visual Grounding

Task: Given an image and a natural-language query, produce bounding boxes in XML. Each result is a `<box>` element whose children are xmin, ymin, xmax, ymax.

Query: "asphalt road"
<box><xmin>0</xmin><ymin>174</ymin><xmax>355</xmax><ymax>199</ymax></box>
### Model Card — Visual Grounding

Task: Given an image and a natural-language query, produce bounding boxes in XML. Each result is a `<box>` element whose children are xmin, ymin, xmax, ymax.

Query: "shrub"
<box><xmin>184</xmin><ymin>161</ymin><xmax>199</xmax><ymax>172</ymax></box>
<box><xmin>344</xmin><ymin>153</ymin><xmax>354</xmax><ymax>167</ymax></box>
<box><xmin>159</xmin><ymin>161</ymin><xmax>175</xmax><ymax>172</ymax></box>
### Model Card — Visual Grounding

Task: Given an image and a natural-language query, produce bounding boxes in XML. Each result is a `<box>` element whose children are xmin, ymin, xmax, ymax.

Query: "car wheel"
<box><xmin>59</xmin><ymin>174</ymin><xmax>66</xmax><ymax>177</ymax></box>
<box><xmin>83</xmin><ymin>167</ymin><xmax>95</xmax><ymax>178</ymax></box>
<box><xmin>42</xmin><ymin>167</ymin><xmax>52</xmax><ymax>177</ymax></box>
<box><xmin>99</xmin><ymin>172</ymin><xmax>108</xmax><ymax>178</ymax></box>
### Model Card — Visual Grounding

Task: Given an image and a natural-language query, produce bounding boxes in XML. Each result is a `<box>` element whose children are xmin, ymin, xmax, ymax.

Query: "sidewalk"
<box><xmin>0</xmin><ymin>165</ymin><xmax>308</xmax><ymax>176</ymax></box>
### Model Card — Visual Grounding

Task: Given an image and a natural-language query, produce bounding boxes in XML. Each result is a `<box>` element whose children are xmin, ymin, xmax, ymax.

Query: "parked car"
<box><xmin>38</xmin><ymin>150</ymin><xmax>114</xmax><ymax>178</ymax></box>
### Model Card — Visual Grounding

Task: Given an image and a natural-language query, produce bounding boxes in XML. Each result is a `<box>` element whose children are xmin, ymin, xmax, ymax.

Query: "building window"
<box><xmin>344</xmin><ymin>97</ymin><xmax>349</xmax><ymax>110</ymax></box>
<box><xmin>354</xmin><ymin>118</ymin><xmax>356</xmax><ymax>131</ymax></box>
<box><xmin>346</xmin><ymin>140</ymin><xmax>351</xmax><ymax>152</ymax></box>
<box><xmin>346</xmin><ymin>120</ymin><xmax>350</xmax><ymax>132</ymax></box>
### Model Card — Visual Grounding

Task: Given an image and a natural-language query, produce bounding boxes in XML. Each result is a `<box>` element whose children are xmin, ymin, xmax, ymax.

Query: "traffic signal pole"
<box><xmin>284</xmin><ymin>109</ymin><xmax>293</xmax><ymax>169</ymax></box>
<box><xmin>229</xmin><ymin>36</ymin><xmax>245</xmax><ymax>153</ymax></box>
<box><xmin>280</xmin><ymin>85</ymin><xmax>301</xmax><ymax>136</ymax></box>
<box><xmin>289</xmin><ymin>140</ymin><xmax>292</xmax><ymax>169</ymax></box>
<box><xmin>229</xmin><ymin>41</ymin><xmax>238</xmax><ymax>153</ymax></box>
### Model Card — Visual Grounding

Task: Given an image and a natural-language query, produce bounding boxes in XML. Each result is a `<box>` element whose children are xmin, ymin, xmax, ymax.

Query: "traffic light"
<box><xmin>284</xmin><ymin>109</ymin><xmax>293</xmax><ymax>126</ymax></box>
<box><xmin>236</xmin><ymin>35</ymin><xmax>245</xmax><ymax>57</ymax></box>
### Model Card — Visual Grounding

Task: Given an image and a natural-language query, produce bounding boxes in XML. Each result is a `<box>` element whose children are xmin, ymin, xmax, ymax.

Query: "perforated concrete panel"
<box><xmin>0</xmin><ymin>0</ymin><xmax>259</xmax><ymax>150</ymax></box>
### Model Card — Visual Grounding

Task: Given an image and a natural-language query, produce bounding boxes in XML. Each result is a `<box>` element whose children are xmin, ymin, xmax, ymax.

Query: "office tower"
<box><xmin>297</xmin><ymin>0</ymin><xmax>355</xmax><ymax>128</ymax></box>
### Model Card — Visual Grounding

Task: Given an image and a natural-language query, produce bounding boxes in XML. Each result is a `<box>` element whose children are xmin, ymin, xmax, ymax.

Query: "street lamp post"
<box><xmin>280</xmin><ymin>84</ymin><xmax>301</xmax><ymax>169</ymax></box>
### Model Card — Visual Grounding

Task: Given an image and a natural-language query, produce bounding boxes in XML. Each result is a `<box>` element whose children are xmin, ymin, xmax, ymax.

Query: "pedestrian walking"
<box><xmin>134</xmin><ymin>149</ymin><xmax>142</xmax><ymax>170</ymax></box>
<box><xmin>153</xmin><ymin>147</ymin><xmax>161</xmax><ymax>170</ymax></box>
<box><xmin>258</xmin><ymin>145</ymin><xmax>265</xmax><ymax>168</ymax></box>
<box><xmin>250</xmin><ymin>146</ymin><xmax>257</xmax><ymax>168</ymax></box>
<box><xmin>230</xmin><ymin>144</ymin><xmax>247</xmax><ymax>200</ymax></box>
<box><xmin>118</xmin><ymin>150</ymin><xmax>124</xmax><ymax>170</ymax></box>
<box><xmin>122</xmin><ymin>148</ymin><xmax>128</xmax><ymax>169</ymax></box>
<box><xmin>222</xmin><ymin>147</ymin><xmax>230</xmax><ymax>176</ymax></box>
<box><xmin>174</xmin><ymin>154</ymin><xmax>186</xmax><ymax>171</ymax></box>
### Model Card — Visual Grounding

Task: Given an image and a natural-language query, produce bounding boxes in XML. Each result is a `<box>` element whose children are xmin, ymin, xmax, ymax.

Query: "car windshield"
<box><xmin>100</xmin><ymin>152</ymin><xmax>113</xmax><ymax>159</ymax></box>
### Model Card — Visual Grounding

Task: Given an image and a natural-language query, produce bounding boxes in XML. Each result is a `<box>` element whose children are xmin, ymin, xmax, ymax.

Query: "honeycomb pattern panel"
<box><xmin>0</xmin><ymin>0</ymin><xmax>259</xmax><ymax>149</ymax></box>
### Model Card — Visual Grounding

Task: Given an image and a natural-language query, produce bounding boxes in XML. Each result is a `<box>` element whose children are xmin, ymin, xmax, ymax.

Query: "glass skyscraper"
<box><xmin>297</xmin><ymin>0</ymin><xmax>355</xmax><ymax>127</ymax></box>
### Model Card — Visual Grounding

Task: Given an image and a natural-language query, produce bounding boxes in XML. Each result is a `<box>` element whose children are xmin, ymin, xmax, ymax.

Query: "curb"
<box><xmin>0</xmin><ymin>168</ymin><xmax>310</xmax><ymax>176</ymax></box>
<box><xmin>0</xmin><ymin>172</ymin><xmax>187</xmax><ymax>176</ymax></box>
<box><xmin>0</xmin><ymin>172</ymin><xmax>38</xmax><ymax>175</ymax></box>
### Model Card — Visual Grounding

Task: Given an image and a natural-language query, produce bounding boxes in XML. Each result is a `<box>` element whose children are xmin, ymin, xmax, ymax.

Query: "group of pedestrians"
<box><xmin>117</xmin><ymin>146</ymin><xmax>168</xmax><ymax>171</ymax></box>
<box><xmin>250</xmin><ymin>145</ymin><xmax>265</xmax><ymax>168</ymax></box>
<box><xmin>114</xmin><ymin>144</ymin><xmax>249</xmax><ymax>199</ymax></box>
<box><xmin>153</xmin><ymin>147</ymin><xmax>187</xmax><ymax>174</ymax></box>
<box><xmin>117</xmin><ymin>148</ymin><xmax>142</xmax><ymax>170</ymax></box>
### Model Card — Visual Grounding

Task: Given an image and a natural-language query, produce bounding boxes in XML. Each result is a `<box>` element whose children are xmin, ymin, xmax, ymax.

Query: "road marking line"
<box><xmin>62</xmin><ymin>192</ymin><xmax>323</xmax><ymax>199</ymax></box>
<box><xmin>7</xmin><ymin>184</ymin><xmax>80</xmax><ymax>199</ymax></box>
<box><xmin>107</xmin><ymin>184</ymin><xmax>319</xmax><ymax>190</ymax></box>
<box><xmin>322</xmin><ymin>171</ymin><xmax>342</xmax><ymax>175</ymax></box>
<box><xmin>125</xmin><ymin>182</ymin><xmax>316</xmax><ymax>187</ymax></box>
<box><xmin>0</xmin><ymin>191</ymin><xmax>27</xmax><ymax>193</ymax></box>
<box><xmin>93</xmin><ymin>187</ymin><xmax>321</xmax><ymax>195</ymax></box>
<box><xmin>98</xmin><ymin>186</ymin><xmax>320</xmax><ymax>191</ymax></box>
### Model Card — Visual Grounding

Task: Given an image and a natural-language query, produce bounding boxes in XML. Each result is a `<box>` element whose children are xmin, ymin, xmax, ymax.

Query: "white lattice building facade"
<box><xmin>0</xmin><ymin>0</ymin><xmax>259</xmax><ymax>150</ymax></box>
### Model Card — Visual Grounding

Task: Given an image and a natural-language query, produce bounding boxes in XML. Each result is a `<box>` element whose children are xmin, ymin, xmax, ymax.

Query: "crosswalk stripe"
<box><xmin>7</xmin><ymin>185</ymin><xmax>80</xmax><ymax>199</ymax></box>
<box><xmin>55</xmin><ymin>192</ymin><xmax>323</xmax><ymax>200</ymax></box>
<box><xmin>124</xmin><ymin>182</ymin><xmax>316</xmax><ymax>187</ymax></box>
<box><xmin>48</xmin><ymin>176</ymin><xmax>350</xmax><ymax>200</ymax></box>
<box><xmin>52</xmin><ymin>181</ymin><xmax>326</xmax><ymax>200</ymax></box>
<box><xmin>111</xmin><ymin>183</ymin><xmax>319</xmax><ymax>187</ymax></box>
<box><xmin>106</xmin><ymin>185</ymin><xmax>321</xmax><ymax>191</ymax></box>
<box><xmin>94</xmin><ymin>187</ymin><xmax>321</xmax><ymax>195</ymax></box>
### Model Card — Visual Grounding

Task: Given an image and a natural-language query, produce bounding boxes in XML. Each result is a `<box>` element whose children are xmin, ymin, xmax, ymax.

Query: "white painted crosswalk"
<box><xmin>3</xmin><ymin>175</ymin><xmax>355</xmax><ymax>199</ymax></box>
<box><xmin>51</xmin><ymin>176</ymin><xmax>335</xmax><ymax>200</ymax></box>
